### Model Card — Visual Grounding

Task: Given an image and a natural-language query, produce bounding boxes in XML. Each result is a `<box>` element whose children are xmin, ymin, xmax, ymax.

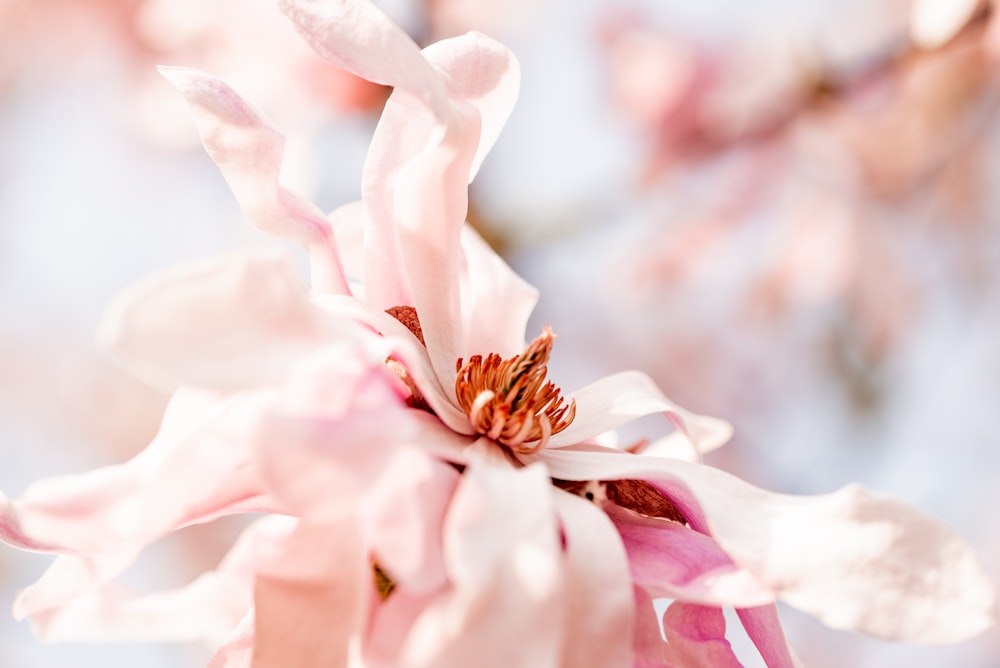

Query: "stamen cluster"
<box><xmin>455</xmin><ymin>327</ymin><xmax>576</xmax><ymax>453</ymax></box>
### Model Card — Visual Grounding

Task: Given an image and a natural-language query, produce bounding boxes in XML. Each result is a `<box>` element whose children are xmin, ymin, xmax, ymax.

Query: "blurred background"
<box><xmin>2</xmin><ymin>0</ymin><xmax>999</xmax><ymax>665</ymax></box>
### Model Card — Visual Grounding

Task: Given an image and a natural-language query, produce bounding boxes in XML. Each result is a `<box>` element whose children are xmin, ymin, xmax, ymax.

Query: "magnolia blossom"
<box><xmin>2</xmin><ymin>1</ymin><xmax>997</xmax><ymax>667</ymax></box>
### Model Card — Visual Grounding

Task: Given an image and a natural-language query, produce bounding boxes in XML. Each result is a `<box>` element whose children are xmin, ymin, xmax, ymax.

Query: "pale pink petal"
<box><xmin>359</xmin><ymin>90</ymin><xmax>437</xmax><ymax>309</ymax></box>
<box><xmin>544</xmin><ymin>370</ymin><xmax>733</xmax><ymax>454</ymax></box>
<box><xmin>208</xmin><ymin>611</ymin><xmax>255</xmax><ymax>668</ymax></box>
<box><xmin>99</xmin><ymin>248</ymin><xmax>359</xmax><ymax>392</ymax></box>
<box><xmin>541</xmin><ymin>447</ymin><xmax>998</xmax><ymax>643</ymax></box>
<box><xmin>365</xmin><ymin>589</ymin><xmax>439</xmax><ymax>665</ymax></box>
<box><xmin>313</xmin><ymin>293</ymin><xmax>474</xmax><ymax>433</ymax></box>
<box><xmin>327</xmin><ymin>200</ymin><xmax>366</xmax><ymax>284</ymax></box>
<box><xmin>160</xmin><ymin>66</ymin><xmax>348</xmax><ymax>294</ymax></box>
<box><xmin>459</xmin><ymin>225</ymin><xmax>538</xmax><ymax>359</ymax></box>
<box><xmin>421</xmin><ymin>31</ymin><xmax>521</xmax><ymax>181</ymax></box>
<box><xmin>360</xmin><ymin>32</ymin><xmax>517</xmax><ymax>374</ymax></box>
<box><xmin>632</xmin><ymin>586</ymin><xmax>670</xmax><ymax>667</ymax></box>
<box><xmin>400</xmin><ymin>440</ymin><xmax>564</xmax><ymax>667</ymax></box>
<box><xmin>363</xmin><ymin>448</ymin><xmax>461</xmax><ymax>594</ymax></box>
<box><xmin>659</xmin><ymin>601</ymin><xmax>743</xmax><ymax>667</ymax></box>
<box><xmin>26</xmin><ymin>516</ymin><xmax>296</xmax><ymax>643</ymax></box>
<box><xmin>255</xmin><ymin>409</ymin><xmax>467</xmax><ymax>526</ymax></box>
<box><xmin>609</xmin><ymin>506</ymin><xmax>774</xmax><ymax>608</ymax></box>
<box><xmin>736</xmin><ymin>605</ymin><xmax>802</xmax><ymax>668</ymax></box>
<box><xmin>278</xmin><ymin>0</ymin><xmax>449</xmax><ymax>120</ymax></box>
<box><xmin>552</xmin><ymin>489</ymin><xmax>634</xmax><ymax>667</ymax></box>
<box><xmin>377</xmin><ymin>103</ymin><xmax>481</xmax><ymax>391</ymax></box>
<box><xmin>252</xmin><ymin>516</ymin><xmax>369</xmax><ymax>668</ymax></box>
<box><xmin>10</xmin><ymin>389</ymin><xmax>277</xmax><ymax>621</ymax></box>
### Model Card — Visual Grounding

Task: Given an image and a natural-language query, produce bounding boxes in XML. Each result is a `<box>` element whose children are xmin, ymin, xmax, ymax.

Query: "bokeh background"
<box><xmin>2</xmin><ymin>0</ymin><xmax>999</xmax><ymax>665</ymax></box>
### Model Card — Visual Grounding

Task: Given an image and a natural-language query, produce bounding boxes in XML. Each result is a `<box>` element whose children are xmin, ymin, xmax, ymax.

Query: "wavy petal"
<box><xmin>278</xmin><ymin>0</ymin><xmax>449</xmax><ymax>121</ymax></box>
<box><xmin>545</xmin><ymin>370</ymin><xmax>733</xmax><ymax>454</ymax></box>
<box><xmin>361</xmin><ymin>32</ymin><xmax>517</xmax><ymax>370</ymax></box>
<box><xmin>377</xmin><ymin>102</ymin><xmax>481</xmax><ymax>392</ymax></box>
<box><xmin>160</xmin><ymin>67</ymin><xmax>348</xmax><ymax>294</ymax></box>
<box><xmin>9</xmin><ymin>389</ymin><xmax>276</xmax><ymax>622</ymax></box>
<box><xmin>98</xmin><ymin>248</ymin><xmax>358</xmax><ymax>392</ymax></box>
<box><xmin>541</xmin><ymin>447</ymin><xmax>998</xmax><ymax>643</ymax></box>
<box><xmin>421</xmin><ymin>31</ymin><xmax>520</xmax><ymax>181</ymax></box>
<box><xmin>26</xmin><ymin>515</ymin><xmax>296</xmax><ymax>643</ymax></box>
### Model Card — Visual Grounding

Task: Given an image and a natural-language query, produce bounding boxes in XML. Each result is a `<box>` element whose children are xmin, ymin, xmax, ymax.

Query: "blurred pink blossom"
<box><xmin>1</xmin><ymin>1</ymin><xmax>997</xmax><ymax>666</ymax></box>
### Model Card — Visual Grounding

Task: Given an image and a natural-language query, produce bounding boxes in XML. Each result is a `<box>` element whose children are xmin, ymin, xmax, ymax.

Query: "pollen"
<box><xmin>454</xmin><ymin>327</ymin><xmax>576</xmax><ymax>454</ymax></box>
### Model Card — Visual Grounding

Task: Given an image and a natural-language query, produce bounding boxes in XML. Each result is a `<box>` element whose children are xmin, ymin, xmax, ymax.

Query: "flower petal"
<box><xmin>363</xmin><ymin>448</ymin><xmax>461</xmax><ymax>594</ymax></box>
<box><xmin>400</xmin><ymin>440</ymin><xmax>564</xmax><ymax>667</ymax></box>
<box><xmin>9</xmin><ymin>389</ymin><xmax>276</xmax><ymax>623</ymax></box>
<box><xmin>278</xmin><ymin>0</ymin><xmax>449</xmax><ymax>121</ymax></box>
<box><xmin>208</xmin><ymin>611</ymin><xmax>255</xmax><ymax>668</ymax></box>
<box><xmin>459</xmin><ymin>225</ymin><xmax>538</xmax><ymax>359</ymax></box>
<box><xmin>252</xmin><ymin>516</ymin><xmax>369</xmax><ymax>668</ymax></box>
<box><xmin>375</xmin><ymin>102</ymin><xmax>481</xmax><ymax>390</ymax></box>
<box><xmin>421</xmin><ymin>31</ymin><xmax>521</xmax><ymax>181</ymax></box>
<box><xmin>25</xmin><ymin>515</ymin><xmax>296</xmax><ymax>643</ymax></box>
<box><xmin>553</xmin><ymin>489</ymin><xmax>634</xmax><ymax>667</ymax></box>
<box><xmin>736</xmin><ymin>605</ymin><xmax>802</xmax><ymax>668</ymax></box>
<box><xmin>661</xmin><ymin>602</ymin><xmax>744</xmax><ymax>667</ymax></box>
<box><xmin>544</xmin><ymin>370</ymin><xmax>733</xmax><ymax>454</ymax></box>
<box><xmin>359</xmin><ymin>32</ymin><xmax>519</xmax><ymax>375</ymax></box>
<box><xmin>159</xmin><ymin>66</ymin><xmax>348</xmax><ymax>294</ymax></box>
<box><xmin>98</xmin><ymin>248</ymin><xmax>358</xmax><ymax>392</ymax></box>
<box><xmin>540</xmin><ymin>447</ymin><xmax>998</xmax><ymax>643</ymax></box>
<box><xmin>313</xmin><ymin>293</ymin><xmax>473</xmax><ymax>434</ymax></box>
<box><xmin>609</xmin><ymin>506</ymin><xmax>774</xmax><ymax>608</ymax></box>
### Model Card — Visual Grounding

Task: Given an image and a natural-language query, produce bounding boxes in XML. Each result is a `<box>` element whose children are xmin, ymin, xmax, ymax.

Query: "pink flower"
<box><xmin>2</xmin><ymin>1</ymin><xmax>996</xmax><ymax>666</ymax></box>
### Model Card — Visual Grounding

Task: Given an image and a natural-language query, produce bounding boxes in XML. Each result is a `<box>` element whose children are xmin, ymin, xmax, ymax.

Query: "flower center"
<box><xmin>454</xmin><ymin>327</ymin><xmax>576</xmax><ymax>454</ymax></box>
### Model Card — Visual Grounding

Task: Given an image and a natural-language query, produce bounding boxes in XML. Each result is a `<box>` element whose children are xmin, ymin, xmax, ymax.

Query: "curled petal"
<box><xmin>279</xmin><ymin>0</ymin><xmax>449</xmax><ymax>121</ymax></box>
<box><xmin>545</xmin><ymin>371</ymin><xmax>733</xmax><ymax>455</ymax></box>
<box><xmin>360</xmin><ymin>34</ymin><xmax>519</xmax><ymax>360</ymax></box>
<box><xmin>541</xmin><ymin>447</ymin><xmax>998</xmax><ymax>643</ymax></box>
<box><xmin>25</xmin><ymin>516</ymin><xmax>296</xmax><ymax>643</ymax></box>
<box><xmin>377</xmin><ymin>102</ymin><xmax>481</xmax><ymax>390</ymax></box>
<box><xmin>9</xmin><ymin>389</ymin><xmax>276</xmax><ymax>623</ymax></box>
<box><xmin>99</xmin><ymin>248</ymin><xmax>359</xmax><ymax>392</ymax></box>
<box><xmin>160</xmin><ymin>67</ymin><xmax>348</xmax><ymax>294</ymax></box>
<box><xmin>421</xmin><ymin>31</ymin><xmax>520</xmax><ymax>181</ymax></box>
